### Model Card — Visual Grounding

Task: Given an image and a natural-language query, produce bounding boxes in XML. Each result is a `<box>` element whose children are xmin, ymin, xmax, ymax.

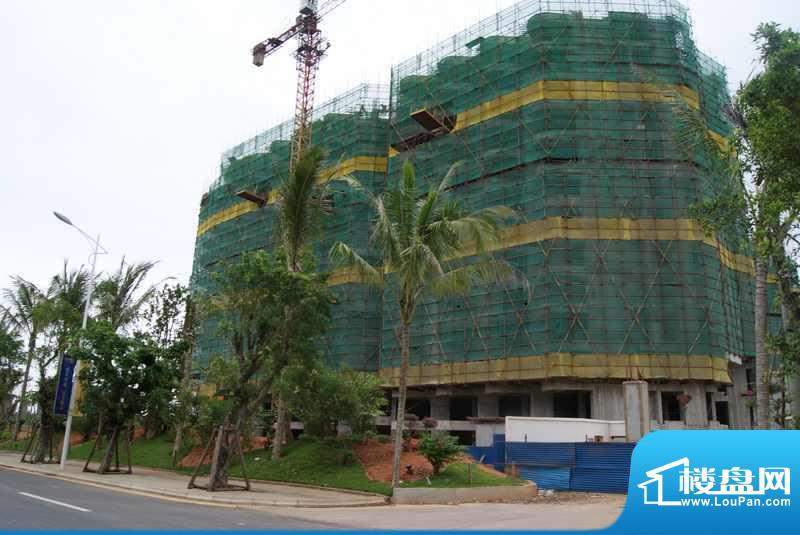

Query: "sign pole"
<box><xmin>59</xmin><ymin>234</ymin><xmax>100</xmax><ymax>470</ymax></box>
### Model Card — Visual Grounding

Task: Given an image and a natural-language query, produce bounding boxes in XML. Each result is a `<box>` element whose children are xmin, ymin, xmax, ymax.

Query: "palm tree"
<box><xmin>269</xmin><ymin>147</ymin><xmax>357</xmax><ymax>460</ymax></box>
<box><xmin>49</xmin><ymin>262</ymin><xmax>91</xmax><ymax>322</ymax></box>
<box><xmin>95</xmin><ymin>259</ymin><xmax>158</xmax><ymax>332</ymax></box>
<box><xmin>1</xmin><ymin>277</ymin><xmax>48</xmax><ymax>441</ymax></box>
<box><xmin>0</xmin><ymin>317</ymin><xmax>23</xmax><ymax>432</ymax></box>
<box><xmin>330</xmin><ymin>160</ymin><xmax>517</xmax><ymax>487</ymax></box>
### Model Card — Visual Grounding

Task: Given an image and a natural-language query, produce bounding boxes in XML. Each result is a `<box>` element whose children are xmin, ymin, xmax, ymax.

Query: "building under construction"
<box><xmin>192</xmin><ymin>0</ymin><xmax>763</xmax><ymax>436</ymax></box>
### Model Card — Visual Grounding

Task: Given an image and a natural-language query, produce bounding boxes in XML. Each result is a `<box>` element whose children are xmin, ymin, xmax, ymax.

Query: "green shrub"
<box><xmin>193</xmin><ymin>396</ymin><xmax>233</xmax><ymax>446</ymax></box>
<box><xmin>418</xmin><ymin>432</ymin><xmax>464</xmax><ymax>475</ymax></box>
<box><xmin>278</xmin><ymin>364</ymin><xmax>386</xmax><ymax>439</ymax></box>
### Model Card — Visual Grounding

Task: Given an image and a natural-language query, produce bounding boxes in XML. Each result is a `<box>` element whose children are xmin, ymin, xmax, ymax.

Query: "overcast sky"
<box><xmin>1</xmin><ymin>0</ymin><xmax>798</xmax><ymax>293</ymax></box>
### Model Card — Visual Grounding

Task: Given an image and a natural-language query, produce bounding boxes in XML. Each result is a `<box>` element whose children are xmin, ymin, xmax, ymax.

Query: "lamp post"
<box><xmin>53</xmin><ymin>211</ymin><xmax>107</xmax><ymax>471</ymax></box>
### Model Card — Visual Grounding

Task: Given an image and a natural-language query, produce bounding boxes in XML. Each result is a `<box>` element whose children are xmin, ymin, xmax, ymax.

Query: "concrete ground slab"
<box><xmin>253</xmin><ymin>494</ymin><xmax>627</xmax><ymax>531</ymax></box>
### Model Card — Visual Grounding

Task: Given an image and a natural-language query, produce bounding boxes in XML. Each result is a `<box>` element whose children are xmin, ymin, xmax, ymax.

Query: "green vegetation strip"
<box><xmin>2</xmin><ymin>436</ymin><xmax>521</xmax><ymax>495</ymax></box>
<box><xmin>2</xmin><ymin>436</ymin><xmax>391</xmax><ymax>496</ymax></box>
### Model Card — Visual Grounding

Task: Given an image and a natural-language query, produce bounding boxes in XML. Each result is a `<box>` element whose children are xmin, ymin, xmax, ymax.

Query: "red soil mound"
<box><xmin>352</xmin><ymin>439</ymin><xmax>433</xmax><ymax>483</ymax></box>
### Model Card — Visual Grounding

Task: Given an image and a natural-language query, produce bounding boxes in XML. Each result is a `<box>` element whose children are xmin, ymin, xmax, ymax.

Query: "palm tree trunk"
<box><xmin>271</xmin><ymin>296</ymin><xmax>294</xmax><ymax>461</ymax></box>
<box><xmin>755</xmin><ymin>256</ymin><xmax>770</xmax><ymax>429</ymax></box>
<box><xmin>13</xmin><ymin>334</ymin><xmax>35</xmax><ymax>442</ymax></box>
<box><xmin>391</xmin><ymin>321</ymin><xmax>411</xmax><ymax>488</ymax></box>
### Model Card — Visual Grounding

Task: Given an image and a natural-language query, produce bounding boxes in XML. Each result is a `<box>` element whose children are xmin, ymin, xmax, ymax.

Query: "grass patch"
<box><xmin>2</xmin><ymin>433</ymin><xmax>391</xmax><ymax>496</ymax></box>
<box><xmin>67</xmin><ymin>436</ymin><xmax>193</xmax><ymax>472</ymax></box>
<box><xmin>0</xmin><ymin>438</ymin><xmax>28</xmax><ymax>452</ymax></box>
<box><xmin>229</xmin><ymin>438</ymin><xmax>392</xmax><ymax>496</ymax></box>
<box><xmin>402</xmin><ymin>462</ymin><xmax>526</xmax><ymax>488</ymax></box>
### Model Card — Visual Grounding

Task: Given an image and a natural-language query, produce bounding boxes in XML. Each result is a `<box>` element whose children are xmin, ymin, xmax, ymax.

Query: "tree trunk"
<box><xmin>207</xmin><ymin>421</ymin><xmax>238</xmax><ymax>490</ymax></box>
<box><xmin>33</xmin><ymin>425</ymin><xmax>53</xmax><ymax>463</ymax></box>
<box><xmin>172</xmin><ymin>297</ymin><xmax>195</xmax><ymax>466</ymax></box>
<box><xmin>774</xmin><ymin>253</ymin><xmax>800</xmax><ymax>425</ymax></box>
<box><xmin>98</xmin><ymin>427</ymin><xmax>119</xmax><ymax>474</ymax></box>
<box><xmin>13</xmin><ymin>335</ymin><xmax>36</xmax><ymax>442</ymax></box>
<box><xmin>391</xmin><ymin>322</ymin><xmax>411</xmax><ymax>488</ymax></box>
<box><xmin>271</xmin><ymin>395</ymin><xmax>288</xmax><ymax>460</ymax></box>
<box><xmin>172</xmin><ymin>423</ymin><xmax>185</xmax><ymax>467</ymax></box>
<box><xmin>755</xmin><ymin>257</ymin><xmax>771</xmax><ymax>429</ymax></box>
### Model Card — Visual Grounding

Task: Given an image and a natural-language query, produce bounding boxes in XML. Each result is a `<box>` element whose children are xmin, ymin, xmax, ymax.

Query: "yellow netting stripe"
<box><xmin>327</xmin><ymin>217</ymin><xmax>768</xmax><ymax>286</ymax></box>
<box><xmin>378</xmin><ymin>353</ymin><xmax>732</xmax><ymax>387</ymax></box>
<box><xmin>388</xmin><ymin>80</ymin><xmax>728</xmax><ymax>156</ymax></box>
<box><xmin>197</xmin><ymin>156</ymin><xmax>388</xmax><ymax>237</ymax></box>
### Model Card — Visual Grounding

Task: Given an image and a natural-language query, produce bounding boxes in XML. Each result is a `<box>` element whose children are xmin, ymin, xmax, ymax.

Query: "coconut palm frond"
<box><xmin>329</xmin><ymin>242</ymin><xmax>383</xmax><ymax>286</ymax></box>
<box><xmin>95</xmin><ymin>259</ymin><xmax>158</xmax><ymax>332</ymax></box>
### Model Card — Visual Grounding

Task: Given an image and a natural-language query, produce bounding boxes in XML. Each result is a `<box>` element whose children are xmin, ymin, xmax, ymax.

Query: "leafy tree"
<box><xmin>277</xmin><ymin>363</ymin><xmax>386</xmax><ymax>438</ymax></box>
<box><xmin>738</xmin><ymin>23</ymin><xmax>800</xmax><ymax>427</ymax></box>
<box><xmin>418</xmin><ymin>431</ymin><xmax>464</xmax><ymax>476</ymax></box>
<box><xmin>198</xmin><ymin>250</ymin><xmax>331</xmax><ymax>489</ymax></box>
<box><xmin>75</xmin><ymin>322</ymin><xmax>176</xmax><ymax>473</ymax></box>
<box><xmin>135</xmin><ymin>283</ymin><xmax>191</xmax><ymax>440</ymax></box>
<box><xmin>1</xmin><ymin>277</ymin><xmax>49</xmax><ymax>441</ymax></box>
<box><xmin>685</xmin><ymin>23</ymin><xmax>800</xmax><ymax>428</ymax></box>
<box><xmin>141</xmin><ymin>283</ymin><xmax>195</xmax><ymax>462</ymax></box>
<box><xmin>330</xmin><ymin>160</ymin><xmax>517</xmax><ymax>487</ymax></box>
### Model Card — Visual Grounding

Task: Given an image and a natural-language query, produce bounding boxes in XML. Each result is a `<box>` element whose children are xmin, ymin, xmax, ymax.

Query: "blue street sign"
<box><xmin>53</xmin><ymin>354</ymin><xmax>76</xmax><ymax>417</ymax></box>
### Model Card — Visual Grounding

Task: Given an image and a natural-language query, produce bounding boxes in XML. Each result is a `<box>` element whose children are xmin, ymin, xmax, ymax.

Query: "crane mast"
<box><xmin>252</xmin><ymin>0</ymin><xmax>346</xmax><ymax>170</ymax></box>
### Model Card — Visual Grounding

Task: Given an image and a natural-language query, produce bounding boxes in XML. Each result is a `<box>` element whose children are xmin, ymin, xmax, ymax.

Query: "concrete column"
<box><xmin>478</xmin><ymin>395</ymin><xmax>498</xmax><ymax>418</ymax></box>
<box><xmin>430</xmin><ymin>397</ymin><xmax>450</xmax><ymax>420</ymax></box>
<box><xmin>623</xmin><ymin>381</ymin><xmax>651</xmax><ymax>442</ymax></box>
<box><xmin>530</xmin><ymin>391</ymin><xmax>554</xmax><ymax>417</ymax></box>
<box><xmin>682</xmin><ymin>383</ymin><xmax>708</xmax><ymax>427</ymax></box>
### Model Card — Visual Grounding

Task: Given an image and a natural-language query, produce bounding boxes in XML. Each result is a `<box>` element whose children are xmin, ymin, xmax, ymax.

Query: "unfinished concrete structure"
<box><xmin>192</xmin><ymin>0</ymin><xmax>764</xmax><ymax>440</ymax></box>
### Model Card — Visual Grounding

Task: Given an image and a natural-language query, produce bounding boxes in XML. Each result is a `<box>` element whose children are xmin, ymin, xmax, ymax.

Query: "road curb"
<box><xmin>392</xmin><ymin>482</ymin><xmax>538</xmax><ymax>505</ymax></box>
<box><xmin>0</xmin><ymin>461</ymin><xmax>388</xmax><ymax>509</ymax></box>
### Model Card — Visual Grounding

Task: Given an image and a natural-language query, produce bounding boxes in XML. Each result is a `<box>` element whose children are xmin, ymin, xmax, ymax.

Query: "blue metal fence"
<box><xmin>474</xmin><ymin>437</ymin><xmax>635</xmax><ymax>494</ymax></box>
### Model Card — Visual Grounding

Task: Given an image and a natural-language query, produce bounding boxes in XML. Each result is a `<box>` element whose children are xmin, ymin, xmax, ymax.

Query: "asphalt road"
<box><xmin>0</xmin><ymin>467</ymin><xmax>341</xmax><ymax>530</ymax></box>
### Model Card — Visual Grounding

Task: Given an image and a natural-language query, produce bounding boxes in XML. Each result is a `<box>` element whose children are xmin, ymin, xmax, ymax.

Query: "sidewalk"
<box><xmin>0</xmin><ymin>451</ymin><xmax>387</xmax><ymax>508</ymax></box>
<box><xmin>258</xmin><ymin>496</ymin><xmax>626</xmax><ymax>531</ymax></box>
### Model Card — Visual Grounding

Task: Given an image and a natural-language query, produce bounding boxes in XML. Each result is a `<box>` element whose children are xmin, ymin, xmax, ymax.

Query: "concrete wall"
<box><xmin>593</xmin><ymin>384</ymin><xmax>625</xmax><ymax>420</ymax></box>
<box><xmin>475</xmin><ymin>422</ymin><xmax>505</xmax><ymax>447</ymax></box>
<box><xmin>505</xmin><ymin>417</ymin><xmax>625</xmax><ymax>443</ymax></box>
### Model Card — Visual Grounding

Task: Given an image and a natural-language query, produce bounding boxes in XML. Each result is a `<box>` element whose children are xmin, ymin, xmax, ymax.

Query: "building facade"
<box><xmin>192</xmin><ymin>0</ymin><xmax>766</xmax><ymax>438</ymax></box>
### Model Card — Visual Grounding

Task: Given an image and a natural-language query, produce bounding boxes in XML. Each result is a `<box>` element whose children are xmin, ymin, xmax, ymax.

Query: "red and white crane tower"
<box><xmin>251</xmin><ymin>0</ymin><xmax>348</xmax><ymax>170</ymax></box>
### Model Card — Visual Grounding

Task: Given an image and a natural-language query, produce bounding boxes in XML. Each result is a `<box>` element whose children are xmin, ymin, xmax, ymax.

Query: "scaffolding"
<box><xmin>191</xmin><ymin>0</ymin><xmax>764</xmax><ymax>389</ymax></box>
<box><xmin>380</xmin><ymin>0</ymin><xmax>754</xmax><ymax>386</ymax></box>
<box><xmin>192</xmin><ymin>83</ymin><xmax>390</xmax><ymax>371</ymax></box>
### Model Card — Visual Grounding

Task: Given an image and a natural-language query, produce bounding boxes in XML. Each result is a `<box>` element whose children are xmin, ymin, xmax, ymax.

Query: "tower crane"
<box><xmin>251</xmin><ymin>0</ymin><xmax>348</xmax><ymax>170</ymax></box>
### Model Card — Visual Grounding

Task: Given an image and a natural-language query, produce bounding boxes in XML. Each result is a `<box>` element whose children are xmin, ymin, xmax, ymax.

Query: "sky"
<box><xmin>1</xmin><ymin>0</ymin><xmax>798</xmax><ymax>294</ymax></box>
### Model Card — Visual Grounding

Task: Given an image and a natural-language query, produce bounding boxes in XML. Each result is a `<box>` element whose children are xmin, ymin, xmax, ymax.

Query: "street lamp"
<box><xmin>53</xmin><ymin>211</ymin><xmax>108</xmax><ymax>471</ymax></box>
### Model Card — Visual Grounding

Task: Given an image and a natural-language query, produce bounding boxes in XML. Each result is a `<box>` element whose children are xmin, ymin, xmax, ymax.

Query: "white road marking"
<box><xmin>17</xmin><ymin>492</ymin><xmax>92</xmax><ymax>512</ymax></box>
